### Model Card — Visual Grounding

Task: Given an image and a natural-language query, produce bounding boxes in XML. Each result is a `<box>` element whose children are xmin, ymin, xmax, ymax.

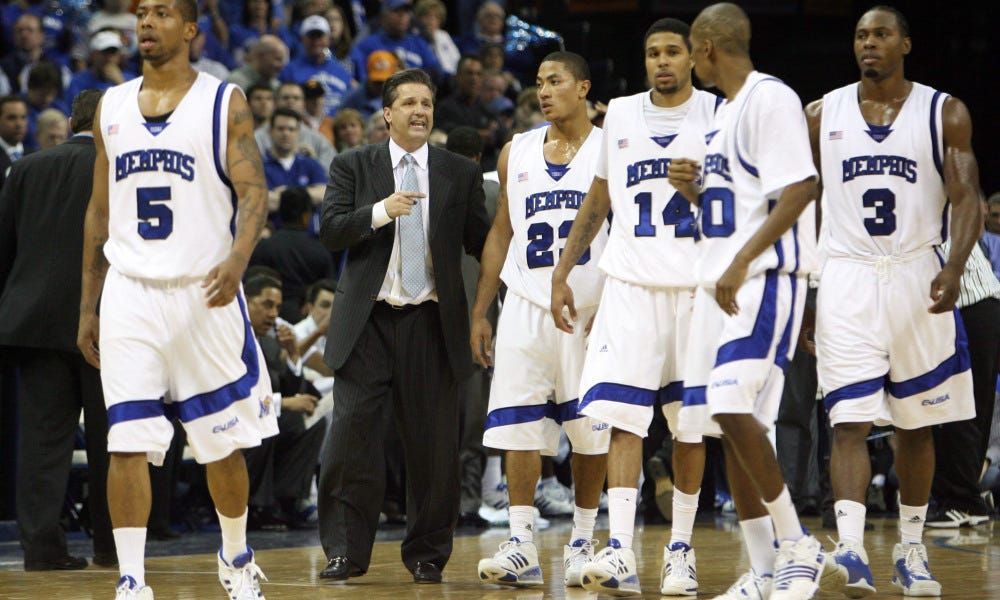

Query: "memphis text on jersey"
<box><xmin>115</xmin><ymin>148</ymin><xmax>196</xmax><ymax>182</ymax></box>
<box><xmin>524</xmin><ymin>189</ymin><xmax>586</xmax><ymax>218</ymax></box>
<box><xmin>841</xmin><ymin>154</ymin><xmax>918</xmax><ymax>183</ymax></box>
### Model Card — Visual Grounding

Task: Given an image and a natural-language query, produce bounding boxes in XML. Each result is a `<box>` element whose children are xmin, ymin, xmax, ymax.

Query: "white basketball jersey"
<box><xmin>696</xmin><ymin>72</ymin><xmax>818</xmax><ymax>286</ymax></box>
<box><xmin>599</xmin><ymin>89</ymin><xmax>721</xmax><ymax>287</ymax></box>
<box><xmin>101</xmin><ymin>72</ymin><xmax>238</xmax><ymax>280</ymax></box>
<box><xmin>501</xmin><ymin>124</ymin><xmax>607</xmax><ymax>308</ymax></box>
<box><xmin>820</xmin><ymin>81</ymin><xmax>949</xmax><ymax>258</ymax></box>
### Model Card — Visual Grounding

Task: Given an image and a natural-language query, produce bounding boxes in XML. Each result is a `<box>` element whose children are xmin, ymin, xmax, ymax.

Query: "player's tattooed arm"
<box><xmin>79</xmin><ymin>99</ymin><xmax>110</xmax><ymax>368</ymax></box>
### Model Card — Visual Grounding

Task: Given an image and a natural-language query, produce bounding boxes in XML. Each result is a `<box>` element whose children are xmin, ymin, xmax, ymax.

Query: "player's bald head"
<box><xmin>691</xmin><ymin>2</ymin><xmax>751</xmax><ymax>57</ymax></box>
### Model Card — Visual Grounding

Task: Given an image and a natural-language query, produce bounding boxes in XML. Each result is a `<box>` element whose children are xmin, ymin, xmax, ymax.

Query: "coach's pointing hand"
<box><xmin>385</xmin><ymin>191</ymin><xmax>426</xmax><ymax>218</ymax></box>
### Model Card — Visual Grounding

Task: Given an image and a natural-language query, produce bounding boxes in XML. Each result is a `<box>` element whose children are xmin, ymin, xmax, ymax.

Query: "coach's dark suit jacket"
<box><xmin>319</xmin><ymin>140</ymin><xmax>489</xmax><ymax>380</ymax></box>
<box><xmin>0</xmin><ymin>134</ymin><xmax>114</xmax><ymax>565</ymax></box>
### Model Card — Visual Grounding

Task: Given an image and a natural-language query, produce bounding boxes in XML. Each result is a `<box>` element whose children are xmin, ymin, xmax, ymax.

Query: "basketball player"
<box><xmin>808</xmin><ymin>7</ymin><xmax>980</xmax><ymax>598</ymax></box>
<box><xmin>77</xmin><ymin>1</ymin><xmax>274</xmax><ymax>599</ymax></box>
<box><xmin>471</xmin><ymin>51</ymin><xmax>609</xmax><ymax>588</ymax></box>
<box><xmin>551</xmin><ymin>18</ymin><xmax>720</xmax><ymax>597</ymax></box>
<box><xmin>666</xmin><ymin>4</ymin><xmax>824</xmax><ymax>599</ymax></box>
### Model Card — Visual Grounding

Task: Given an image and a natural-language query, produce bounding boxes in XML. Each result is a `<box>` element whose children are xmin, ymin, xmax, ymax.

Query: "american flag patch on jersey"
<box><xmin>517</xmin><ymin>172</ymin><xmax>529</xmax><ymax>182</ymax></box>
<box><xmin>106</xmin><ymin>124</ymin><xmax>119</xmax><ymax>135</ymax></box>
<box><xmin>828</xmin><ymin>130</ymin><xmax>843</xmax><ymax>140</ymax></box>
<box><xmin>617</xmin><ymin>138</ymin><xmax>628</xmax><ymax>149</ymax></box>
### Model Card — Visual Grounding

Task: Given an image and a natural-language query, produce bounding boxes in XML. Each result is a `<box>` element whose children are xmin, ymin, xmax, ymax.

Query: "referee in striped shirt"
<box><xmin>928</xmin><ymin>200</ymin><xmax>1000</xmax><ymax>526</ymax></box>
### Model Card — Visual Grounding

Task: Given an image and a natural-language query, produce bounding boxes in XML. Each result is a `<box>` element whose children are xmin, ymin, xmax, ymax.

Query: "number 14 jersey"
<box><xmin>820</xmin><ymin>81</ymin><xmax>949</xmax><ymax>258</ymax></box>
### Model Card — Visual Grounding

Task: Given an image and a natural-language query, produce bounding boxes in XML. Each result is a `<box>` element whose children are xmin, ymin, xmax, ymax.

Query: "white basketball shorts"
<box><xmin>483</xmin><ymin>292</ymin><xmax>608</xmax><ymax>455</ymax></box>
<box><xmin>577</xmin><ymin>277</ymin><xmax>701</xmax><ymax>442</ymax></box>
<box><xmin>100</xmin><ymin>268</ymin><xmax>278</xmax><ymax>466</ymax></box>
<box><xmin>680</xmin><ymin>271</ymin><xmax>805</xmax><ymax>435</ymax></box>
<box><xmin>817</xmin><ymin>251</ymin><xmax>974</xmax><ymax>429</ymax></box>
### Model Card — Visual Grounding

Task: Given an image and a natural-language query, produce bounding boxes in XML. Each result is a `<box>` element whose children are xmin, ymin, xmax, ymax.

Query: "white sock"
<box><xmin>509</xmin><ymin>505</ymin><xmax>535</xmax><ymax>542</ymax></box>
<box><xmin>739</xmin><ymin>516</ymin><xmax>777</xmax><ymax>577</ymax></box>
<box><xmin>669</xmin><ymin>488</ymin><xmax>700</xmax><ymax>546</ymax></box>
<box><xmin>483</xmin><ymin>456</ymin><xmax>503</xmax><ymax>494</ymax></box>
<box><xmin>835</xmin><ymin>499</ymin><xmax>867</xmax><ymax>545</ymax></box>
<box><xmin>540</xmin><ymin>475</ymin><xmax>558</xmax><ymax>488</ymax></box>
<box><xmin>608</xmin><ymin>487</ymin><xmax>638</xmax><ymax>548</ymax></box>
<box><xmin>571</xmin><ymin>505</ymin><xmax>598</xmax><ymax>543</ymax></box>
<box><xmin>114</xmin><ymin>527</ymin><xmax>147</xmax><ymax>586</ymax></box>
<box><xmin>217</xmin><ymin>509</ymin><xmax>248</xmax><ymax>564</ymax></box>
<box><xmin>899</xmin><ymin>503</ymin><xmax>927</xmax><ymax>545</ymax></box>
<box><xmin>763</xmin><ymin>486</ymin><xmax>803</xmax><ymax>542</ymax></box>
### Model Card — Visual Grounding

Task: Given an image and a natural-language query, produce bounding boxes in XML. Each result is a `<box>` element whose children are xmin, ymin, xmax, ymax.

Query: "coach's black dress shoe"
<box><xmin>92</xmin><ymin>553</ymin><xmax>118</xmax><ymax>568</ymax></box>
<box><xmin>24</xmin><ymin>555</ymin><xmax>88</xmax><ymax>571</ymax></box>
<box><xmin>320</xmin><ymin>556</ymin><xmax>365</xmax><ymax>580</ymax></box>
<box><xmin>412</xmin><ymin>561</ymin><xmax>442</xmax><ymax>584</ymax></box>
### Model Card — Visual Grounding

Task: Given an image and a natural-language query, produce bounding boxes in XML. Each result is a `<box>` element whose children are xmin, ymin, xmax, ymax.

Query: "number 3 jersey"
<box><xmin>696</xmin><ymin>71</ymin><xmax>818</xmax><ymax>286</ymax></box>
<box><xmin>819</xmin><ymin>81</ymin><xmax>949</xmax><ymax>258</ymax></box>
<box><xmin>101</xmin><ymin>72</ymin><xmax>239</xmax><ymax>280</ymax></box>
<box><xmin>598</xmin><ymin>89</ymin><xmax>720</xmax><ymax>288</ymax></box>
<box><xmin>501</xmin><ymin>124</ymin><xmax>607</xmax><ymax>309</ymax></box>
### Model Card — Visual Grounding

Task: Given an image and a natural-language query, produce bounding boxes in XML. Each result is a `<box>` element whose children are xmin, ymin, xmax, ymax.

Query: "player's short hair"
<box><xmin>70</xmin><ymin>89</ymin><xmax>103</xmax><ymax>133</ymax></box>
<box><xmin>865</xmin><ymin>5</ymin><xmax>910</xmax><ymax>38</ymax></box>
<box><xmin>382</xmin><ymin>68</ymin><xmax>436</xmax><ymax>108</ymax></box>
<box><xmin>270</xmin><ymin>106</ymin><xmax>301</xmax><ymax>128</ymax></box>
<box><xmin>175</xmin><ymin>0</ymin><xmax>199</xmax><ymax>24</ymax></box>
<box><xmin>540</xmin><ymin>51</ymin><xmax>590</xmax><ymax>82</ymax></box>
<box><xmin>644</xmin><ymin>18</ymin><xmax>692</xmax><ymax>51</ymax></box>
<box><xmin>308</xmin><ymin>278</ymin><xmax>337</xmax><ymax>304</ymax></box>
<box><xmin>278</xmin><ymin>186</ymin><xmax>312</xmax><ymax>224</ymax></box>
<box><xmin>245</xmin><ymin>265</ymin><xmax>282</xmax><ymax>283</ymax></box>
<box><xmin>692</xmin><ymin>2</ymin><xmax>751</xmax><ymax>57</ymax></box>
<box><xmin>445</xmin><ymin>126</ymin><xmax>484</xmax><ymax>160</ymax></box>
<box><xmin>244</xmin><ymin>275</ymin><xmax>282</xmax><ymax>299</ymax></box>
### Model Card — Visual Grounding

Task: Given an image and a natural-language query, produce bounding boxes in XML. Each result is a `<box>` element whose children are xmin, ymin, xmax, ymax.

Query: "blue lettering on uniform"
<box><xmin>626</xmin><ymin>158</ymin><xmax>672</xmax><ymax>187</ymax></box>
<box><xmin>841</xmin><ymin>155</ymin><xmax>917</xmax><ymax>183</ymax></box>
<box><xmin>703</xmin><ymin>153</ymin><xmax>732</xmax><ymax>182</ymax></box>
<box><xmin>115</xmin><ymin>149</ymin><xmax>196</xmax><ymax>182</ymax></box>
<box><xmin>524</xmin><ymin>190</ymin><xmax>587</xmax><ymax>218</ymax></box>
<box><xmin>920</xmin><ymin>394</ymin><xmax>949</xmax><ymax>406</ymax></box>
<box><xmin>212</xmin><ymin>416</ymin><xmax>239</xmax><ymax>433</ymax></box>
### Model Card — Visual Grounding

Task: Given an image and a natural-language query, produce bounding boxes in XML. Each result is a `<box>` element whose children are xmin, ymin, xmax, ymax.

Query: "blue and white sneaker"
<box><xmin>563</xmin><ymin>538</ymin><xmax>595</xmax><ymax>587</ymax></box>
<box><xmin>115</xmin><ymin>575</ymin><xmax>154</xmax><ymax>600</ymax></box>
<box><xmin>771</xmin><ymin>534</ymin><xmax>824</xmax><ymax>600</ymax></box>
<box><xmin>580</xmin><ymin>539</ymin><xmax>641</xmax><ymax>597</ymax></box>
<box><xmin>891</xmin><ymin>543</ymin><xmax>941</xmax><ymax>597</ymax></box>
<box><xmin>478</xmin><ymin>537</ymin><xmax>543</xmax><ymax>587</ymax></box>
<box><xmin>660</xmin><ymin>541</ymin><xmax>698</xmax><ymax>596</ymax></box>
<box><xmin>218</xmin><ymin>547</ymin><xmax>267</xmax><ymax>599</ymax></box>
<box><xmin>821</xmin><ymin>540</ymin><xmax>876</xmax><ymax>598</ymax></box>
<box><xmin>712</xmin><ymin>569</ymin><xmax>772</xmax><ymax>599</ymax></box>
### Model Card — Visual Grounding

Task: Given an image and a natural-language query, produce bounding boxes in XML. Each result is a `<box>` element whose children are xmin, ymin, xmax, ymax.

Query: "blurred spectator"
<box><xmin>62</xmin><ymin>31</ymin><xmax>135</xmax><ymax>112</ymax></box>
<box><xmin>0</xmin><ymin>14</ymin><xmax>72</xmax><ymax>95</ymax></box>
<box><xmin>280</xmin><ymin>16</ymin><xmax>353</xmax><ymax>117</ymax></box>
<box><xmin>255</xmin><ymin>82</ymin><xmax>336</xmax><ymax>169</ymax></box>
<box><xmin>198</xmin><ymin>0</ymin><xmax>233</xmax><ymax>66</ymax></box>
<box><xmin>414</xmin><ymin>0</ymin><xmax>460</xmax><ymax>76</ymax></box>
<box><xmin>21</xmin><ymin>62</ymin><xmax>63</xmax><ymax>153</ymax></box>
<box><xmin>457</xmin><ymin>0</ymin><xmax>505</xmax><ymax>37</ymax></box>
<box><xmin>227</xmin><ymin>34</ymin><xmax>288</xmax><ymax>93</ymax></box>
<box><xmin>229</xmin><ymin>0</ymin><xmax>294</xmax><ymax>65</ymax></box>
<box><xmin>1</xmin><ymin>2</ymin><xmax>76</xmax><ymax>71</ymax></box>
<box><xmin>340</xmin><ymin>49</ymin><xmax>398</xmax><ymax>119</ymax></box>
<box><xmin>324</xmin><ymin>5</ymin><xmax>355</xmax><ymax>78</ymax></box>
<box><xmin>31</xmin><ymin>108</ymin><xmax>67</xmax><ymax>152</ymax></box>
<box><xmin>250</xmin><ymin>187</ymin><xmax>337</xmax><ymax>323</ymax></box>
<box><xmin>365</xmin><ymin>110</ymin><xmax>389</xmax><ymax>144</ymax></box>
<box><xmin>300</xmin><ymin>79</ymin><xmax>333</xmax><ymax>133</ymax></box>
<box><xmin>294</xmin><ymin>278</ymin><xmax>337</xmax><ymax>378</ymax></box>
<box><xmin>987</xmin><ymin>192</ymin><xmax>1000</xmax><ymax>235</ymax></box>
<box><xmin>481</xmin><ymin>43</ymin><xmax>520</xmax><ymax>97</ymax></box>
<box><xmin>86</xmin><ymin>0</ymin><xmax>137</xmax><ymax>58</ymax></box>
<box><xmin>454</xmin><ymin>2</ymin><xmax>503</xmax><ymax>56</ymax></box>
<box><xmin>513</xmin><ymin>86</ymin><xmax>543</xmax><ymax>133</ymax></box>
<box><xmin>246</xmin><ymin>82</ymin><xmax>276</xmax><ymax>129</ymax></box>
<box><xmin>0</xmin><ymin>96</ymin><xmax>28</xmax><ymax>186</ymax></box>
<box><xmin>331</xmin><ymin>108</ymin><xmax>365</xmax><ymax>152</ymax></box>
<box><xmin>983</xmin><ymin>193</ymin><xmax>1000</xmax><ymax>281</ymax></box>
<box><xmin>262</xmin><ymin>108</ymin><xmax>328</xmax><ymax>214</ymax></box>
<box><xmin>349</xmin><ymin>0</ymin><xmax>442</xmax><ymax>84</ymax></box>
<box><xmin>191</xmin><ymin>30</ymin><xmax>230</xmax><ymax>80</ymax></box>
<box><xmin>480</xmin><ymin>70</ymin><xmax>506</xmax><ymax>106</ymax></box>
<box><xmin>434</xmin><ymin>54</ymin><xmax>505</xmax><ymax>170</ymax></box>
<box><xmin>455</xmin><ymin>2</ymin><xmax>558</xmax><ymax>85</ymax></box>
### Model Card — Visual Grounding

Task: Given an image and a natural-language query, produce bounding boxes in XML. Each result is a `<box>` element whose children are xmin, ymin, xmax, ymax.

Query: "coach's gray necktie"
<box><xmin>398</xmin><ymin>153</ymin><xmax>426</xmax><ymax>296</ymax></box>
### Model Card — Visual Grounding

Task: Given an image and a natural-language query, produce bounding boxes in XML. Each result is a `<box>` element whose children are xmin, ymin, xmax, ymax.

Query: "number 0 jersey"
<box><xmin>696</xmin><ymin>71</ymin><xmax>818</xmax><ymax>286</ymax></box>
<box><xmin>819</xmin><ymin>81</ymin><xmax>949</xmax><ymax>258</ymax></box>
<box><xmin>501</xmin><ymin>124</ymin><xmax>607</xmax><ymax>309</ymax></box>
<box><xmin>101</xmin><ymin>72</ymin><xmax>239</xmax><ymax>280</ymax></box>
<box><xmin>598</xmin><ymin>89</ymin><xmax>720</xmax><ymax>288</ymax></box>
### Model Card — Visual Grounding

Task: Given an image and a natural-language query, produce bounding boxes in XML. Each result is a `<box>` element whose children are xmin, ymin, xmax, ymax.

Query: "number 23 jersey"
<box><xmin>819</xmin><ymin>81</ymin><xmax>949</xmax><ymax>258</ymax></box>
<box><xmin>501</xmin><ymin>124</ymin><xmax>607</xmax><ymax>309</ymax></box>
<box><xmin>101</xmin><ymin>72</ymin><xmax>239</xmax><ymax>280</ymax></box>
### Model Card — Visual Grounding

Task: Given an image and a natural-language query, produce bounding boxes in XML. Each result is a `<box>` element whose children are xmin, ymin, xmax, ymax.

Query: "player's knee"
<box><xmin>832</xmin><ymin>421</ymin><xmax>872</xmax><ymax>444</ymax></box>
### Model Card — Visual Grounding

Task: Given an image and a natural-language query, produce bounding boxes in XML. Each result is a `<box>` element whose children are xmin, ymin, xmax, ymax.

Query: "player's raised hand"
<box><xmin>928</xmin><ymin>263</ymin><xmax>962</xmax><ymax>313</ymax></box>
<box><xmin>715</xmin><ymin>258</ymin><xmax>750</xmax><ymax>316</ymax></box>
<box><xmin>470</xmin><ymin>316</ymin><xmax>494</xmax><ymax>368</ymax></box>
<box><xmin>667</xmin><ymin>158</ymin><xmax>702</xmax><ymax>205</ymax></box>
<box><xmin>385</xmin><ymin>191</ymin><xmax>426</xmax><ymax>219</ymax></box>
<box><xmin>203</xmin><ymin>253</ymin><xmax>247</xmax><ymax>308</ymax></box>
<box><xmin>77</xmin><ymin>313</ymin><xmax>101</xmax><ymax>369</ymax></box>
<box><xmin>551</xmin><ymin>278</ymin><xmax>577</xmax><ymax>334</ymax></box>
